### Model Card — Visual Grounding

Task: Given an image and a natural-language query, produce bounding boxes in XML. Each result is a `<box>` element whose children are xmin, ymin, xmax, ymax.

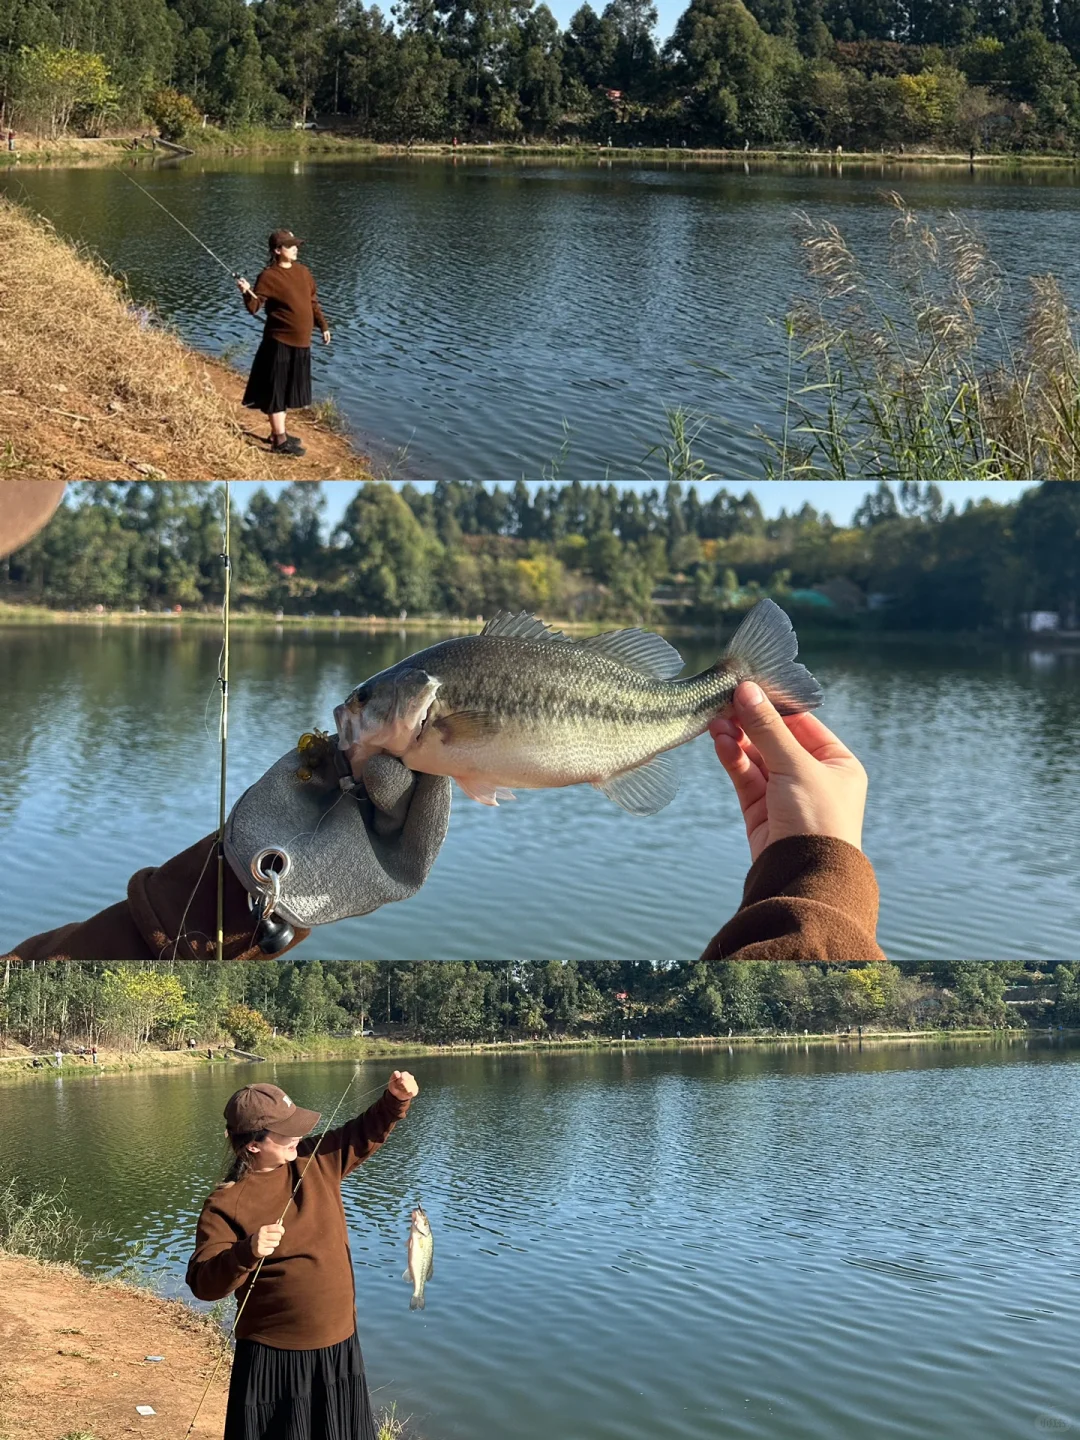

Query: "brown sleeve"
<box><xmin>309</xmin><ymin>269</ymin><xmax>328</xmax><ymax>332</ymax></box>
<box><xmin>244</xmin><ymin>268</ymin><xmax>271</xmax><ymax>315</ymax></box>
<box><xmin>700</xmin><ymin>835</ymin><xmax>887</xmax><ymax>962</ymax></box>
<box><xmin>311</xmin><ymin>1091</ymin><xmax>410</xmax><ymax>1180</ymax></box>
<box><xmin>185</xmin><ymin>1198</ymin><xmax>261</xmax><ymax>1302</ymax></box>
<box><xmin>3</xmin><ymin>833</ymin><xmax>309</xmax><ymax>963</ymax></box>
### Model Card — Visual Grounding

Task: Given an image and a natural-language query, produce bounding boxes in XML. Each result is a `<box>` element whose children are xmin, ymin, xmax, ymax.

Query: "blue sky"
<box><xmin>544</xmin><ymin>0</ymin><xmax>682</xmax><ymax>40</ymax></box>
<box><xmin>228</xmin><ymin>480</ymin><xmax>1035</xmax><ymax>532</ymax></box>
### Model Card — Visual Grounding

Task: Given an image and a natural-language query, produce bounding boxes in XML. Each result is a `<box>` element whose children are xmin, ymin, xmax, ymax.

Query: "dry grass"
<box><xmin>767</xmin><ymin>192</ymin><xmax>1080</xmax><ymax>479</ymax></box>
<box><xmin>0</xmin><ymin>196</ymin><xmax>372</xmax><ymax>479</ymax></box>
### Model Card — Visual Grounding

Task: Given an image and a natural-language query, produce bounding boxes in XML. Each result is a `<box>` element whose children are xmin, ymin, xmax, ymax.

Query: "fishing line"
<box><xmin>169</xmin><ymin>483</ymin><xmax>240</xmax><ymax>963</ymax></box>
<box><xmin>215</xmin><ymin>482</ymin><xmax>232</xmax><ymax>964</ymax></box>
<box><xmin>183</xmin><ymin>1068</ymin><xmax>392</xmax><ymax>1438</ymax></box>
<box><xmin>118</xmin><ymin>170</ymin><xmax>240</xmax><ymax>280</ymax></box>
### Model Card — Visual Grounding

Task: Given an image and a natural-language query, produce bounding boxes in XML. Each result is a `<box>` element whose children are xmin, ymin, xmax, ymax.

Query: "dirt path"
<box><xmin>0</xmin><ymin>1252</ymin><xmax>229</xmax><ymax>1440</ymax></box>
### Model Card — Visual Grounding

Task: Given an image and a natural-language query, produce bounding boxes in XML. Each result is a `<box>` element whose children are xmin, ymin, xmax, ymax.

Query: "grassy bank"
<box><xmin>3</xmin><ymin>602</ymin><xmax>1079</xmax><ymax>652</ymax></box>
<box><xmin>4</xmin><ymin>130</ymin><xmax>1080</xmax><ymax>169</ymax></box>
<box><xmin>0</xmin><ymin>196</ymin><xmax>373</xmax><ymax>480</ymax></box>
<box><xmin>0</xmin><ymin>1027</ymin><xmax>1039</xmax><ymax>1088</ymax></box>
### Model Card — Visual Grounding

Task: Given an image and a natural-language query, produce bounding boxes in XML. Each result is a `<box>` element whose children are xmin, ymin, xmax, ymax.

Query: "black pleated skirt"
<box><xmin>242</xmin><ymin>337</ymin><xmax>312</xmax><ymax>414</ymax></box>
<box><xmin>224</xmin><ymin>1329</ymin><xmax>376</xmax><ymax>1440</ymax></box>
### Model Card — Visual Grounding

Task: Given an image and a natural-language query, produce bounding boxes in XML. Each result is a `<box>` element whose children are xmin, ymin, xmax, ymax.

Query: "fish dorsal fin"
<box><xmin>480</xmin><ymin>611</ymin><xmax>568</xmax><ymax>643</ymax></box>
<box><xmin>596</xmin><ymin>752</ymin><xmax>680</xmax><ymax>815</ymax></box>
<box><xmin>579</xmin><ymin>628</ymin><xmax>684</xmax><ymax>680</ymax></box>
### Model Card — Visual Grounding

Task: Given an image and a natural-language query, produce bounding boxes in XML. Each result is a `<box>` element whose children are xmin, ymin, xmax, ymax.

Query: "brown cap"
<box><xmin>224</xmin><ymin>1083</ymin><xmax>320</xmax><ymax>1138</ymax></box>
<box><xmin>0</xmin><ymin>482</ymin><xmax>66</xmax><ymax>559</ymax></box>
<box><xmin>269</xmin><ymin>229</ymin><xmax>303</xmax><ymax>251</ymax></box>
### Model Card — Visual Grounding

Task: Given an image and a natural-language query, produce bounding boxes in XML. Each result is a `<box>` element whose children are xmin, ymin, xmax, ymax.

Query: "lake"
<box><xmin>2</xmin><ymin>623</ymin><xmax>1079</xmax><ymax>960</ymax></box>
<box><xmin>4</xmin><ymin>157</ymin><xmax>1080</xmax><ymax>479</ymax></box>
<box><xmin>2</xmin><ymin>1042</ymin><xmax>1079</xmax><ymax>1439</ymax></box>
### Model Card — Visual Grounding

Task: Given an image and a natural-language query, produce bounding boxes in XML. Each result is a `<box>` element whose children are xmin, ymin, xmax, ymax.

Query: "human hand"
<box><xmin>321</xmin><ymin>329</ymin><xmax>332</xmax><ymax>345</ymax></box>
<box><xmin>388</xmin><ymin>1070</ymin><xmax>418</xmax><ymax>1101</ymax></box>
<box><xmin>224</xmin><ymin>743</ymin><xmax>451</xmax><ymax>938</ymax></box>
<box><xmin>251</xmin><ymin>1222</ymin><xmax>285</xmax><ymax>1258</ymax></box>
<box><xmin>710</xmin><ymin>681</ymin><xmax>867</xmax><ymax>865</ymax></box>
<box><xmin>236</xmin><ymin>277</ymin><xmax>252</xmax><ymax>294</ymax></box>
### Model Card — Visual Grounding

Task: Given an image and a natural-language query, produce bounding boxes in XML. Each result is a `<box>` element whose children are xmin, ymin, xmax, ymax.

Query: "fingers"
<box><xmin>711</xmin><ymin>725</ymin><xmax>768</xmax><ymax>819</ymax></box>
<box><xmin>727</xmin><ymin>682</ymin><xmax>816</xmax><ymax>775</ymax></box>
<box><xmin>781</xmin><ymin>710</ymin><xmax>858</xmax><ymax>764</ymax></box>
<box><xmin>362</xmin><ymin>754</ymin><xmax>416</xmax><ymax>830</ymax></box>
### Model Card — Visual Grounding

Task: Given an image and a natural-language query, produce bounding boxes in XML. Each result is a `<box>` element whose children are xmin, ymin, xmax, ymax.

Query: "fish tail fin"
<box><xmin>410</xmin><ymin>1292</ymin><xmax>425</xmax><ymax>1311</ymax></box>
<box><xmin>719</xmin><ymin>599</ymin><xmax>823</xmax><ymax>716</ymax></box>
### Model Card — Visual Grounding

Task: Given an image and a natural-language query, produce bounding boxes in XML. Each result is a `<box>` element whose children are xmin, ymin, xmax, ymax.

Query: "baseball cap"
<box><xmin>224</xmin><ymin>1083</ymin><xmax>321</xmax><ymax>1138</ymax></box>
<box><xmin>269</xmin><ymin>229</ymin><xmax>304</xmax><ymax>250</ymax></box>
<box><xmin>0</xmin><ymin>482</ymin><xmax>66</xmax><ymax>559</ymax></box>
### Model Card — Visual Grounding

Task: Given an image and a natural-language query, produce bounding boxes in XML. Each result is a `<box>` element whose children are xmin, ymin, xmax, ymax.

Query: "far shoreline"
<box><xmin>3</xmin><ymin>133</ymin><xmax>1080</xmax><ymax>173</ymax></box>
<box><xmin>0</xmin><ymin>1027</ymin><xmax>1064</xmax><ymax>1088</ymax></box>
<box><xmin>3</xmin><ymin>601</ymin><xmax>1079</xmax><ymax>649</ymax></box>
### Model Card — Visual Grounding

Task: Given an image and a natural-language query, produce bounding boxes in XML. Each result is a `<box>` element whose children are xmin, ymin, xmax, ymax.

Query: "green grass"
<box><xmin>0</xmin><ymin>1178</ymin><xmax>114</xmax><ymax>1265</ymax></box>
<box><xmin>762</xmin><ymin>193</ymin><xmax>1080</xmax><ymax>479</ymax></box>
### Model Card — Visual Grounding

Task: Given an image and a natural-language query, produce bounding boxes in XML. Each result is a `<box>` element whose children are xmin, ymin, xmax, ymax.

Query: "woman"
<box><xmin>186</xmin><ymin>1072</ymin><xmax>417</xmax><ymax>1439</ymax></box>
<box><xmin>236</xmin><ymin>229</ymin><xmax>332</xmax><ymax>458</ymax></box>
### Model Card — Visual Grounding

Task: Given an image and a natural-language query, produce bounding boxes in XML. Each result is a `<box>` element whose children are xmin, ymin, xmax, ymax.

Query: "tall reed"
<box><xmin>764</xmin><ymin>193</ymin><xmax>1080</xmax><ymax>479</ymax></box>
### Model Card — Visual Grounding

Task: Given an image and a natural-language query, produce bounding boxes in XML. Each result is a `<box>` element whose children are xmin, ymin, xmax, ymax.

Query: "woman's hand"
<box><xmin>251</xmin><ymin>1222</ymin><xmax>285</xmax><ymax>1258</ymax></box>
<box><xmin>321</xmin><ymin>329</ymin><xmax>332</xmax><ymax>345</ymax></box>
<box><xmin>710</xmin><ymin>681</ymin><xmax>868</xmax><ymax>865</ymax></box>
<box><xmin>388</xmin><ymin>1070</ymin><xmax>418</xmax><ymax>1101</ymax></box>
<box><xmin>236</xmin><ymin>277</ymin><xmax>252</xmax><ymax>295</ymax></box>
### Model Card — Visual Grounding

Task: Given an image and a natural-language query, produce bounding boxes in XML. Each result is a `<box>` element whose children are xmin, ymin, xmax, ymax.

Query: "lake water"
<box><xmin>2</xmin><ymin>1043</ymin><xmax>1079</xmax><ymax>1439</ymax></box>
<box><xmin>4</xmin><ymin>158</ymin><xmax>1080</xmax><ymax>479</ymax></box>
<box><xmin>2</xmin><ymin>623</ymin><xmax>1079</xmax><ymax>961</ymax></box>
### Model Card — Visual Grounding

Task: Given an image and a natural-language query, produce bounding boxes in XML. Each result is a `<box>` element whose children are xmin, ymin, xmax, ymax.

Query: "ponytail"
<box><xmin>216</xmin><ymin>1128</ymin><xmax>270</xmax><ymax>1189</ymax></box>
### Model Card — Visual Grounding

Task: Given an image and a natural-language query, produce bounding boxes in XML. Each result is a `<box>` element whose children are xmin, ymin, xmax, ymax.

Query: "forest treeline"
<box><xmin>0</xmin><ymin>960</ymin><xmax>1074</xmax><ymax>1050</ymax></box>
<box><xmin>2</xmin><ymin>480</ymin><xmax>1078</xmax><ymax>632</ymax></box>
<box><xmin>4</xmin><ymin>0</ymin><xmax>1080</xmax><ymax>151</ymax></box>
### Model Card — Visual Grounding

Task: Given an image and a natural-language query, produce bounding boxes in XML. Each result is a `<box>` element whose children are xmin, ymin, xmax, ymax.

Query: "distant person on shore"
<box><xmin>186</xmin><ymin>1073</ymin><xmax>417</xmax><ymax>1440</ymax></box>
<box><xmin>6</xmin><ymin>130</ymin><xmax>14</xmax><ymax>153</ymax></box>
<box><xmin>2</xmin><ymin>481</ymin><xmax>884</xmax><ymax>964</ymax></box>
<box><xmin>235</xmin><ymin>229</ymin><xmax>331</xmax><ymax>458</ymax></box>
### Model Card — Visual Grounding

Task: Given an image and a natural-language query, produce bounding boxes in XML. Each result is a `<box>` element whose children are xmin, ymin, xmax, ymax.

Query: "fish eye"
<box><xmin>353</xmin><ymin>685</ymin><xmax>371</xmax><ymax>705</ymax></box>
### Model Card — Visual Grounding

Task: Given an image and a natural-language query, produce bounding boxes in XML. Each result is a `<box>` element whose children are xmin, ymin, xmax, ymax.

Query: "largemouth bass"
<box><xmin>334</xmin><ymin>598</ymin><xmax>822</xmax><ymax>815</ymax></box>
<box><xmin>404</xmin><ymin>1205</ymin><xmax>434</xmax><ymax>1311</ymax></box>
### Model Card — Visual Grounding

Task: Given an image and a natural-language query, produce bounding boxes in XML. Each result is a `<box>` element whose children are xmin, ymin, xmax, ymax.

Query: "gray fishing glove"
<box><xmin>223</xmin><ymin>735</ymin><xmax>451</xmax><ymax>936</ymax></box>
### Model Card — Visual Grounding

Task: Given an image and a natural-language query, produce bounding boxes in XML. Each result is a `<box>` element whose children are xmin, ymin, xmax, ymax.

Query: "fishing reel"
<box><xmin>248</xmin><ymin>848</ymin><xmax>296</xmax><ymax>955</ymax></box>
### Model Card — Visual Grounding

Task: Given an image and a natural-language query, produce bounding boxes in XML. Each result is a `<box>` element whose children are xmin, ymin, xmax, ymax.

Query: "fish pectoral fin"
<box><xmin>434</xmin><ymin>709</ymin><xmax>503</xmax><ymax>744</ymax></box>
<box><xmin>455</xmin><ymin>777</ymin><xmax>516</xmax><ymax>806</ymax></box>
<box><xmin>480</xmin><ymin>611</ymin><xmax>568</xmax><ymax>643</ymax></box>
<box><xmin>578</xmin><ymin>627</ymin><xmax>685</xmax><ymax>679</ymax></box>
<box><xmin>596</xmin><ymin>753</ymin><xmax>679</xmax><ymax>815</ymax></box>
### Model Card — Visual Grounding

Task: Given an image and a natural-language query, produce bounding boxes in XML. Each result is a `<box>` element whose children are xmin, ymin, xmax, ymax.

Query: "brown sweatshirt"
<box><xmin>4</xmin><ymin>832</ymin><xmax>310</xmax><ymax>962</ymax></box>
<box><xmin>244</xmin><ymin>262</ymin><xmax>328</xmax><ymax>348</ymax></box>
<box><xmin>4</xmin><ymin>833</ymin><xmax>883</xmax><ymax>964</ymax></box>
<box><xmin>700</xmin><ymin>835</ymin><xmax>887</xmax><ymax>962</ymax></box>
<box><xmin>186</xmin><ymin>1090</ymin><xmax>409</xmax><ymax>1350</ymax></box>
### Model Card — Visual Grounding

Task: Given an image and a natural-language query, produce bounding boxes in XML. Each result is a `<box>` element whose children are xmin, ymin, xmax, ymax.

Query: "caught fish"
<box><xmin>334</xmin><ymin>598</ymin><xmax>822</xmax><ymax>816</ymax></box>
<box><xmin>404</xmin><ymin>1205</ymin><xmax>434</xmax><ymax>1311</ymax></box>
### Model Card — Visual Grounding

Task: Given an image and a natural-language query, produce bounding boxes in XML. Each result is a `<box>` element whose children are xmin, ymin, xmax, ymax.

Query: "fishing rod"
<box><xmin>118</xmin><ymin>169</ymin><xmax>240</xmax><ymax>279</ymax></box>
<box><xmin>183</xmin><ymin>1067</ymin><xmax>391</xmax><ymax>1438</ymax></box>
<box><xmin>215</xmin><ymin>483</ymin><xmax>231</xmax><ymax>964</ymax></box>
